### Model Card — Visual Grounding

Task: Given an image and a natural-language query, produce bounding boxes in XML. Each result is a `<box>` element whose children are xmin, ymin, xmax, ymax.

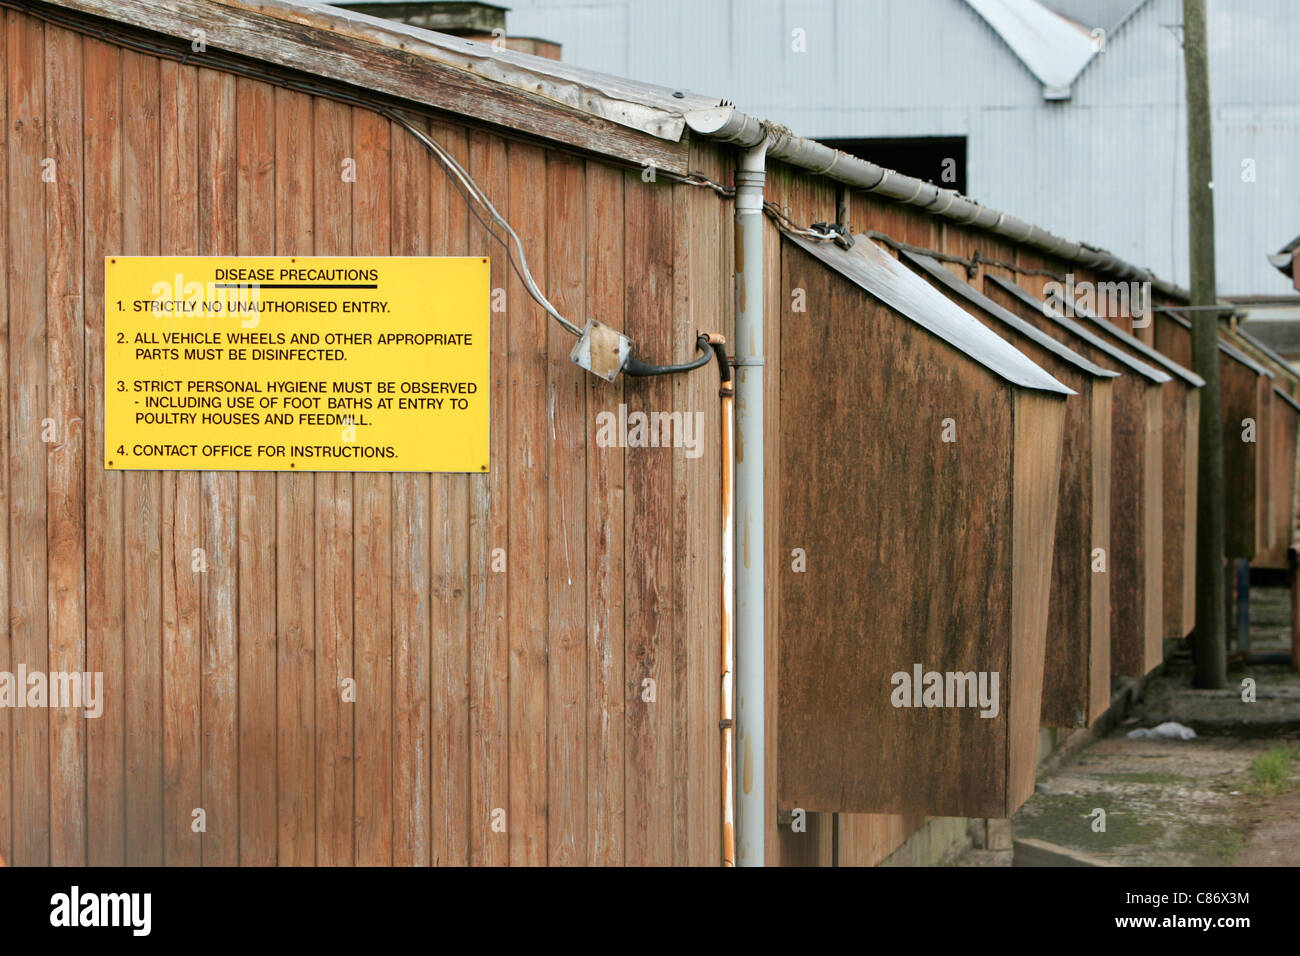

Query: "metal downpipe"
<box><xmin>716</xmin><ymin>340</ymin><xmax>736</xmax><ymax>867</ymax></box>
<box><xmin>734</xmin><ymin>139</ymin><xmax>767</xmax><ymax>866</ymax></box>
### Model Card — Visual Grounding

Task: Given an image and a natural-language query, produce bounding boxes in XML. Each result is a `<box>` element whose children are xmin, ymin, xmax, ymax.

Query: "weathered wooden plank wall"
<box><xmin>1255</xmin><ymin>374</ymin><xmax>1273</xmax><ymax>559</ymax></box>
<box><xmin>6</xmin><ymin>2</ymin><xmax>1234</xmax><ymax>868</ymax></box>
<box><xmin>1221</xmin><ymin>351</ymin><xmax>1261</xmax><ymax>558</ymax></box>
<box><xmin>8</xmin><ymin>7</ymin><xmax>50</xmax><ymax>867</ymax></box>
<box><xmin>983</xmin><ymin>277</ymin><xmax>1166</xmax><ymax>676</ymax></box>
<box><xmin>1263</xmin><ymin>390</ymin><xmax>1300</xmax><ymax>567</ymax></box>
<box><xmin>2</xmin><ymin>8</ymin><xmax>726</xmax><ymax>865</ymax></box>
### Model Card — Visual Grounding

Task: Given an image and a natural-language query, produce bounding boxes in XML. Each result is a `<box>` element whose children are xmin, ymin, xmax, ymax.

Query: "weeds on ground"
<box><xmin>1246</xmin><ymin>744</ymin><xmax>1300</xmax><ymax>796</ymax></box>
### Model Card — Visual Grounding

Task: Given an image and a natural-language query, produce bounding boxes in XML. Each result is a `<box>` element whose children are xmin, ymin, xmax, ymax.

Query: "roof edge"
<box><xmin>687</xmin><ymin>107</ymin><xmax>1190</xmax><ymax>302</ymax></box>
<box><xmin>40</xmin><ymin>0</ymin><xmax>698</xmax><ymax>173</ymax></box>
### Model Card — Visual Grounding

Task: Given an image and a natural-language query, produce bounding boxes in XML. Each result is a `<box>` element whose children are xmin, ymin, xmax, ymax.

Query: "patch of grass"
<box><xmin>1246</xmin><ymin>744</ymin><xmax>1300</xmax><ymax>796</ymax></box>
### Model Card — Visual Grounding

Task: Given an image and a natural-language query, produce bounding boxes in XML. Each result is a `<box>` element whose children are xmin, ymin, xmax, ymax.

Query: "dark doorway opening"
<box><xmin>820</xmin><ymin>136</ymin><xmax>967</xmax><ymax>194</ymax></box>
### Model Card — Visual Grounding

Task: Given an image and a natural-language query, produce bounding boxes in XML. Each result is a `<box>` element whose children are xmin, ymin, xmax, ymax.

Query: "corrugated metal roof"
<box><xmin>985</xmin><ymin>275</ymin><xmax>1171</xmax><ymax>383</ymax></box>
<box><xmin>963</xmin><ymin>0</ymin><xmax>1098</xmax><ymax>96</ymax></box>
<box><xmin>1039</xmin><ymin>290</ymin><xmax>1205</xmax><ymax>387</ymax></box>
<box><xmin>787</xmin><ymin>234</ymin><xmax>1074</xmax><ymax>395</ymax></box>
<box><xmin>900</xmin><ymin>250</ymin><xmax>1117</xmax><ymax>379</ymax></box>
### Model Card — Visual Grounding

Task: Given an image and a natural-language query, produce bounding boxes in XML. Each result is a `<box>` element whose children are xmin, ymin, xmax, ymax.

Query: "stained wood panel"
<box><xmin>1221</xmin><ymin>349</ymin><xmax>1261</xmax><ymax>558</ymax></box>
<box><xmin>1008</xmin><ymin>391</ymin><xmax>1066</xmax><ymax>809</ymax></box>
<box><xmin>83</xmin><ymin>34</ymin><xmax>124</xmax><ymax>868</ymax></box>
<box><xmin>777</xmin><ymin>239</ymin><xmax>1066</xmax><ymax>818</ymax></box>
<box><xmin>429</xmin><ymin>117</ymin><xmax>473</xmax><ymax>868</ymax></box>
<box><xmin>234</xmin><ymin>74</ymin><xmax>278</xmax><ymax>867</ymax></box>
<box><xmin>1255</xmin><ymin>374</ymin><xmax>1273</xmax><ymax>558</ymax></box>
<box><xmin>546</xmin><ymin>153</ymin><xmax>587</xmax><ymax>866</ymax></box>
<box><xmin>273</xmin><ymin>86</ymin><xmax>317</xmax><ymax>867</ymax></box>
<box><xmin>910</xmin><ymin>265</ymin><xmax>1113</xmax><ymax>728</ymax></box>
<box><xmin>506</xmin><ymin>141</ymin><xmax>548</xmax><ymax>868</ymax></box>
<box><xmin>1261</xmin><ymin>389</ymin><xmax>1300</xmax><ymax>568</ymax></box>
<box><xmin>622</xmin><ymin>170</ymin><xmax>675</xmax><ymax>865</ymax></box>
<box><xmin>8</xmin><ymin>7</ymin><xmax>50</xmax><ymax>868</ymax></box>
<box><xmin>466</xmin><ymin>128</ymin><xmax>509</xmax><ymax>867</ymax></box>
<box><xmin>583</xmin><ymin>159</ymin><xmax>626</xmax><ymax>866</ymax></box>
<box><xmin>197</xmin><ymin>67</ymin><xmax>239</xmax><ymax>868</ymax></box>
<box><xmin>1156</xmin><ymin>312</ymin><xmax>1268</xmax><ymax>566</ymax></box>
<box><xmin>0</xmin><ymin>14</ymin><xmax>10</xmax><ymax>867</ymax></box>
<box><xmin>46</xmin><ymin>20</ymin><xmax>87</xmax><ymax>866</ymax></box>
<box><xmin>1154</xmin><ymin>311</ymin><xmax>1193</xmax><ymax>368</ymax></box>
<box><xmin>120</xmin><ymin>46</ymin><xmax>164</xmax><ymax>868</ymax></box>
<box><xmin>984</xmin><ymin>277</ymin><xmax>1166</xmax><ymax>677</ymax></box>
<box><xmin>390</xmin><ymin>116</ymin><xmax>433</xmax><ymax>868</ymax></box>
<box><xmin>159</xmin><ymin>58</ymin><xmax>201</xmax><ymax>869</ymax></box>
<box><xmin>1063</xmin><ymin>313</ymin><xmax>1200</xmax><ymax>641</ymax></box>
<box><xmin>352</xmin><ymin>107</ymin><xmax>393</xmax><ymax>866</ymax></box>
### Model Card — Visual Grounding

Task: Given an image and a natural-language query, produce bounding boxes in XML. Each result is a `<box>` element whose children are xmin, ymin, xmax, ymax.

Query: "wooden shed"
<box><xmin>1040</xmin><ymin>297</ymin><xmax>1203</xmax><ymax>642</ymax></box>
<box><xmin>777</xmin><ymin>234</ymin><xmax>1071</xmax><ymax>819</ymax></box>
<box><xmin>985</xmin><ymin>276</ymin><xmax>1170</xmax><ymax>677</ymax></box>
<box><xmin>4</xmin><ymin>0</ymin><xmax>1226</xmax><ymax>869</ymax></box>
<box><xmin>1220</xmin><ymin>340</ymin><xmax>1276</xmax><ymax>559</ymax></box>
<box><xmin>898</xmin><ymin>250</ymin><xmax>1116</xmax><ymax>728</ymax></box>
<box><xmin>1227</xmin><ymin>329</ymin><xmax>1300</xmax><ymax>568</ymax></box>
<box><xmin>0</xmin><ymin>0</ymin><xmax>743</xmax><ymax>868</ymax></box>
<box><xmin>1153</xmin><ymin>310</ymin><xmax>1281</xmax><ymax>562</ymax></box>
<box><xmin>1259</xmin><ymin>386</ymin><xmax>1300</xmax><ymax>568</ymax></box>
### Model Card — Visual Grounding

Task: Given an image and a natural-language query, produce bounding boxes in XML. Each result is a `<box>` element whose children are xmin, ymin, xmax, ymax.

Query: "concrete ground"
<box><xmin>955</xmin><ymin>584</ymin><xmax>1300</xmax><ymax>866</ymax></box>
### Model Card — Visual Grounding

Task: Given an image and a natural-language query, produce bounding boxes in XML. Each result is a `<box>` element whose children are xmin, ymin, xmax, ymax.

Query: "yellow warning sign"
<box><xmin>105</xmin><ymin>256</ymin><xmax>490</xmax><ymax>472</ymax></box>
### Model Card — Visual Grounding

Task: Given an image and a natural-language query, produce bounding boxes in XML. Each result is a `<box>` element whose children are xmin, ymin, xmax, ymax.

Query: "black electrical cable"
<box><xmin>623</xmin><ymin>334</ymin><xmax>715</xmax><ymax>377</ymax></box>
<box><xmin>708</xmin><ymin>337</ymin><xmax>733</xmax><ymax>396</ymax></box>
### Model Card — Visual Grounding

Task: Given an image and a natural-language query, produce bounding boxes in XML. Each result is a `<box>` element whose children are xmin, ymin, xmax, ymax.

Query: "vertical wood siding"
<box><xmin>1</xmin><ymin>10</ymin><xmax>724</xmax><ymax>865</ymax></box>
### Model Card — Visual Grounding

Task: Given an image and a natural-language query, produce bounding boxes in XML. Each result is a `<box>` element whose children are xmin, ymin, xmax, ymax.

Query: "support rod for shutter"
<box><xmin>734</xmin><ymin>138</ymin><xmax>768</xmax><ymax>867</ymax></box>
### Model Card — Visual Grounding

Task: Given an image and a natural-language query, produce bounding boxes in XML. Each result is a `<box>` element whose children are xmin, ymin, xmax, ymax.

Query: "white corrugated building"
<box><xmin>480</xmin><ymin>0</ymin><xmax>1299</xmax><ymax>297</ymax></box>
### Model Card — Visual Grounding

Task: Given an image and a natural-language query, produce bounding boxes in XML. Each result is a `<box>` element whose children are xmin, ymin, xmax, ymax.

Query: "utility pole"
<box><xmin>1183</xmin><ymin>0</ymin><xmax>1227</xmax><ymax>688</ymax></box>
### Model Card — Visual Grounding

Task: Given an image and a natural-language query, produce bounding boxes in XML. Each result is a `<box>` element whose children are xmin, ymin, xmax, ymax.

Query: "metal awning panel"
<box><xmin>787</xmin><ymin>233</ymin><xmax>1075</xmax><ymax>396</ymax></box>
<box><xmin>901</xmin><ymin>249</ymin><xmax>1117</xmax><ymax>380</ymax></box>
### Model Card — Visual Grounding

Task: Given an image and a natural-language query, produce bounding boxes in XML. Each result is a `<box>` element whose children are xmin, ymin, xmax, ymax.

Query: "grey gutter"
<box><xmin>685</xmin><ymin>107</ymin><xmax>1190</xmax><ymax>302</ymax></box>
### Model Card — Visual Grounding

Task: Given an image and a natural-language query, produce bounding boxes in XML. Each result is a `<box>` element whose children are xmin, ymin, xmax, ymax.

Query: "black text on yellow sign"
<box><xmin>105</xmin><ymin>256</ymin><xmax>490</xmax><ymax>472</ymax></box>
